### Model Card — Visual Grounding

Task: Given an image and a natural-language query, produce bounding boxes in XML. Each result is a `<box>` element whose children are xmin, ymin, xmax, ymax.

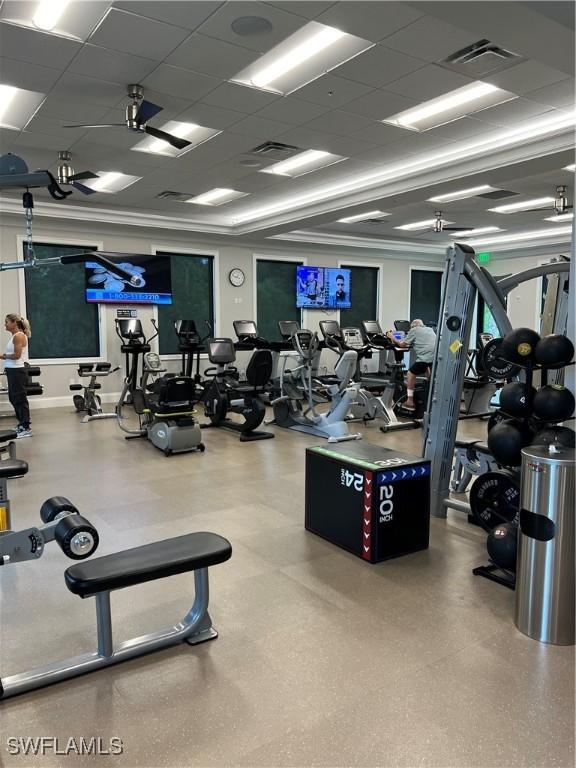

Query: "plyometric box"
<box><xmin>305</xmin><ymin>442</ymin><xmax>430</xmax><ymax>563</ymax></box>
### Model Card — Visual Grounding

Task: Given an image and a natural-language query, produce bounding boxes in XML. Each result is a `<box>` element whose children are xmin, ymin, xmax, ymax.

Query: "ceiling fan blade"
<box><xmin>442</xmin><ymin>226</ymin><xmax>475</xmax><ymax>231</ymax></box>
<box><xmin>136</xmin><ymin>99</ymin><xmax>163</xmax><ymax>124</ymax></box>
<box><xmin>72</xmin><ymin>181</ymin><xmax>97</xmax><ymax>195</ymax></box>
<box><xmin>69</xmin><ymin>170</ymin><xmax>98</xmax><ymax>181</ymax></box>
<box><xmin>144</xmin><ymin>125</ymin><xmax>191</xmax><ymax>150</ymax></box>
<box><xmin>63</xmin><ymin>123</ymin><xmax>126</xmax><ymax>128</ymax></box>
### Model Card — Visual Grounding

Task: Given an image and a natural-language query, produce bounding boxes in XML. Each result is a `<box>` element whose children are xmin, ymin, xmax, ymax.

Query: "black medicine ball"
<box><xmin>487</xmin><ymin>523</ymin><xmax>518</xmax><ymax>572</ymax></box>
<box><xmin>532</xmin><ymin>426</ymin><xmax>576</xmax><ymax>449</ymax></box>
<box><xmin>499</xmin><ymin>382</ymin><xmax>536</xmax><ymax>418</ymax></box>
<box><xmin>532</xmin><ymin>385</ymin><xmax>575</xmax><ymax>423</ymax></box>
<box><xmin>487</xmin><ymin>419</ymin><xmax>535</xmax><ymax>467</ymax></box>
<box><xmin>534</xmin><ymin>334</ymin><xmax>574</xmax><ymax>368</ymax></box>
<box><xmin>501</xmin><ymin>328</ymin><xmax>541</xmax><ymax>364</ymax></box>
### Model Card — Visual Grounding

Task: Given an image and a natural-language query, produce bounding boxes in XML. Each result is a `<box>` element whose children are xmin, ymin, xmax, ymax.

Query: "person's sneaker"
<box><xmin>16</xmin><ymin>428</ymin><xmax>33</xmax><ymax>439</ymax></box>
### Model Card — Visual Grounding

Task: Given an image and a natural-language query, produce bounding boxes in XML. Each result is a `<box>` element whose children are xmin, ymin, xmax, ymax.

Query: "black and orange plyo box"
<box><xmin>305</xmin><ymin>442</ymin><xmax>430</xmax><ymax>563</ymax></box>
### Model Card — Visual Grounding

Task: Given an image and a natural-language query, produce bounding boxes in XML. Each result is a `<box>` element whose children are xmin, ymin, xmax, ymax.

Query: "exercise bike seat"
<box><xmin>0</xmin><ymin>459</ymin><xmax>29</xmax><ymax>479</ymax></box>
<box><xmin>65</xmin><ymin>532</ymin><xmax>232</xmax><ymax>597</ymax></box>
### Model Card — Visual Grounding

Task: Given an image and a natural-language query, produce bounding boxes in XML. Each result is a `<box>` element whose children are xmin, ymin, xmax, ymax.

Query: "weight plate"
<box><xmin>481</xmin><ymin>339</ymin><xmax>521</xmax><ymax>381</ymax></box>
<box><xmin>446</xmin><ymin>315</ymin><xmax>462</xmax><ymax>331</ymax></box>
<box><xmin>469</xmin><ymin>470</ymin><xmax>520</xmax><ymax>532</ymax></box>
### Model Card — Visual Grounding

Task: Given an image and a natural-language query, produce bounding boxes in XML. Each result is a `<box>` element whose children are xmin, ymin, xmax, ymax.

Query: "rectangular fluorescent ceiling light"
<box><xmin>457</xmin><ymin>226</ymin><xmax>504</xmax><ymax>237</ymax></box>
<box><xmin>383</xmin><ymin>81</ymin><xmax>517</xmax><ymax>132</ymax></box>
<box><xmin>427</xmin><ymin>185</ymin><xmax>498</xmax><ymax>203</ymax></box>
<box><xmin>0</xmin><ymin>84</ymin><xmax>45</xmax><ymax>130</ymax></box>
<box><xmin>563</xmin><ymin>164</ymin><xmax>575</xmax><ymax>172</ymax></box>
<box><xmin>261</xmin><ymin>149</ymin><xmax>344</xmax><ymax>178</ymax></box>
<box><xmin>132</xmin><ymin>122</ymin><xmax>220</xmax><ymax>157</ymax></box>
<box><xmin>185</xmin><ymin>188</ymin><xmax>248</xmax><ymax>206</ymax></box>
<box><xmin>0</xmin><ymin>0</ymin><xmax>111</xmax><ymax>41</ymax></box>
<box><xmin>395</xmin><ymin>218</ymin><xmax>453</xmax><ymax>231</ymax></box>
<box><xmin>231</xmin><ymin>21</ymin><xmax>373</xmax><ymax>95</ymax></box>
<box><xmin>337</xmin><ymin>210</ymin><xmax>390</xmax><ymax>223</ymax></box>
<box><xmin>467</xmin><ymin>226</ymin><xmax>572</xmax><ymax>247</ymax></box>
<box><xmin>488</xmin><ymin>197</ymin><xmax>555</xmax><ymax>213</ymax></box>
<box><xmin>544</xmin><ymin>212</ymin><xmax>573</xmax><ymax>222</ymax></box>
<box><xmin>84</xmin><ymin>172</ymin><xmax>141</xmax><ymax>194</ymax></box>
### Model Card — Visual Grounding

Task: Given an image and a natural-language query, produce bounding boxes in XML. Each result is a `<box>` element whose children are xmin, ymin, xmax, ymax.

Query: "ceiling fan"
<box><xmin>432</xmin><ymin>210</ymin><xmax>475</xmax><ymax>233</ymax></box>
<box><xmin>63</xmin><ymin>84</ymin><xmax>192</xmax><ymax>150</ymax></box>
<box><xmin>56</xmin><ymin>151</ymin><xmax>99</xmax><ymax>195</ymax></box>
<box><xmin>520</xmin><ymin>185</ymin><xmax>573</xmax><ymax>214</ymax></box>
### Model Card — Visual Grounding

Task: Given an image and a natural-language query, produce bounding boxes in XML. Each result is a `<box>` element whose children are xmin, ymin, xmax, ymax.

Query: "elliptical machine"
<box><xmin>272</xmin><ymin>328</ymin><xmax>361</xmax><ymax>442</ymax></box>
<box><xmin>202</xmin><ymin>338</ymin><xmax>274</xmax><ymax>442</ymax></box>
<box><xmin>115</xmin><ymin>318</ymin><xmax>156</xmax><ymax>407</ymax></box>
<box><xmin>116</xmin><ymin>320</ymin><xmax>204</xmax><ymax>456</ymax></box>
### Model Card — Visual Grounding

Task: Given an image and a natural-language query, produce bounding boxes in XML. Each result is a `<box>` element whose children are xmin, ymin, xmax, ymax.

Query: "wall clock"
<box><xmin>229</xmin><ymin>268</ymin><xmax>245</xmax><ymax>287</ymax></box>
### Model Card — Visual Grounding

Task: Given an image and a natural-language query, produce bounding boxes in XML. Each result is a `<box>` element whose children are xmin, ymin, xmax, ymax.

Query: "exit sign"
<box><xmin>477</xmin><ymin>252</ymin><xmax>491</xmax><ymax>263</ymax></box>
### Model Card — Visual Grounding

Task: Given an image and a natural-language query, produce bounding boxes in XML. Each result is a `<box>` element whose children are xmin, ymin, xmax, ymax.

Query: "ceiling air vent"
<box><xmin>157</xmin><ymin>190</ymin><xmax>192</xmax><ymax>202</ymax></box>
<box><xmin>442</xmin><ymin>39</ymin><xmax>523</xmax><ymax>76</ymax></box>
<box><xmin>478</xmin><ymin>190</ymin><xmax>520</xmax><ymax>200</ymax></box>
<box><xmin>250</xmin><ymin>141</ymin><xmax>300</xmax><ymax>159</ymax></box>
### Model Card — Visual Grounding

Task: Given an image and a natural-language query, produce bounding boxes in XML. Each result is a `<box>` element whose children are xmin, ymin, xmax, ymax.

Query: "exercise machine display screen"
<box><xmin>86</xmin><ymin>254</ymin><xmax>172</xmax><ymax>305</ymax></box>
<box><xmin>392</xmin><ymin>331</ymin><xmax>405</xmax><ymax>342</ymax></box>
<box><xmin>320</xmin><ymin>320</ymin><xmax>341</xmax><ymax>338</ymax></box>
<box><xmin>208</xmin><ymin>339</ymin><xmax>236</xmax><ymax>364</ymax></box>
<box><xmin>362</xmin><ymin>321</ymin><xmax>382</xmax><ymax>336</ymax></box>
<box><xmin>233</xmin><ymin>321</ymin><xmax>258</xmax><ymax>338</ymax></box>
<box><xmin>278</xmin><ymin>320</ymin><xmax>299</xmax><ymax>339</ymax></box>
<box><xmin>116</xmin><ymin>319</ymin><xmax>144</xmax><ymax>340</ymax></box>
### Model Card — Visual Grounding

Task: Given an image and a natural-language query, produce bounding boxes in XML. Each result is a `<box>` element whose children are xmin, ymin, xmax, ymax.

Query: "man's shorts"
<box><xmin>409</xmin><ymin>361</ymin><xmax>432</xmax><ymax>375</ymax></box>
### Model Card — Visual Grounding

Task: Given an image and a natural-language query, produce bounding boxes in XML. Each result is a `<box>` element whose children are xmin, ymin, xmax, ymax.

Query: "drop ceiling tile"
<box><xmin>35</xmin><ymin>97</ymin><xmax>110</xmax><ymax>124</ymax></box>
<box><xmin>315</xmin><ymin>2</ymin><xmax>424</xmax><ymax>43</ymax></box>
<box><xmin>353</xmin><ymin>121</ymin><xmax>413</xmax><ymax>146</ymax></box>
<box><xmin>384</xmin><ymin>64</ymin><xmax>473</xmax><ymax>101</ymax></box>
<box><xmin>525</xmin><ymin>78</ymin><xmax>575</xmax><ymax>108</ymax></box>
<box><xmin>335</xmin><ymin>44</ymin><xmax>425</xmax><ymax>89</ymax></box>
<box><xmin>382</xmin><ymin>16</ymin><xmax>478</xmax><ymax>63</ymax></box>
<box><xmin>88</xmin><ymin>9</ymin><xmax>191</xmax><ymax>61</ymax></box>
<box><xmin>68</xmin><ymin>45</ymin><xmax>158</xmax><ymax>85</ymax></box>
<box><xmin>0</xmin><ymin>22</ymin><xmax>82</xmax><ymax>69</ymax></box>
<box><xmin>0</xmin><ymin>56</ymin><xmax>61</xmax><ymax>92</ymax></box>
<box><xmin>352</xmin><ymin>144</ymin><xmax>413</xmax><ymax>164</ymax></box>
<box><xmin>476</xmin><ymin>98</ymin><xmax>555</xmax><ymax>127</ymax></box>
<box><xmin>255</xmin><ymin>97</ymin><xmax>330</xmax><ymax>125</ymax></box>
<box><xmin>227</xmin><ymin>115</ymin><xmax>293</xmax><ymax>138</ymax></box>
<box><xmin>483</xmin><ymin>60</ymin><xmax>571</xmax><ymax>96</ymax></box>
<box><xmin>49</xmin><ymin>73</ymin><xmax>127</xmax><ymax>108</ymax></box>
<box><xmin>231</xmin><ymin>171</ymin><xmax>288</xmax><ymax>193</ymax></box>
<box><xmin>385</xmin><ymin>131</ymin><xmax>453</xmax><ymax>156</ymax></box>
<box><xmin>426</xmin><ymin>116</ymin><xmax>493</xmax><ymax>142</ymax></box>
<box><xmin>12</xmin><ymin>131</ymin><xmax>71</xmax><ymax>152</ymax></box>
<box><xmin>303</xmin><ymin>110</ymin><xmax>375</xmax><ymax>137</ymax></box>
<box><xmin>342</xmin><ymin>89</ymin><xmax>417</xmax><ymax>120</ymax></box>
<box><xmin>295</xmin><ymin>75</ymin><xmax>373</xmax><ymax>108</ymax></box>
<box><xmin>23</xmin><ymin>115</ymin><xmax>89</xmax><ymax>144</ymax></box>
<box><xmin>141</xmin><ymin>64</ymin><xmax>220</xmax><ymax>101</ymax></box>
<box><xmin>176</xmin><ymin>102</ymin><xmax>247</xmax><ymax>129</ymax></box>
<box><xmin>265</xmin><ymin>2</ymin><xmax>336</xmax><ymax>20</ymax></box>
<box><xmin>166</xmin><ymin>32</ymin><xmax>259</xmax><ymax>79</ymax></box>
<box><xmin>113</xmin><ymin>1</ymin><xmax>223</xmax><ymax>30</ymax></box>
<box><xmin>195</xmin><ymin>2</ymin><xmax>306</xmax><ymax>53</ymax></box>
<box><xmin>202</xmin><ymin>82</ymin><xmax>280</xmax><ymax>113</ymax></box>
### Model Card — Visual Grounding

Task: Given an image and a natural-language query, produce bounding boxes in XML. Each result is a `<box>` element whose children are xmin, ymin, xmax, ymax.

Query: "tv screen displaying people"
<box><xmin>296</xmin><ymin>266</ymin><xmax>351</xmax><ymax>309</ymax></box>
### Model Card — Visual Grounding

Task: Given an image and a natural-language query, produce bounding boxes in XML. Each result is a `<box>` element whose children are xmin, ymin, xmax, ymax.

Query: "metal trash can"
<box><xmin>514</xmin><ymin>445</ymin><xmax>575</xmax><ymax>645</ymax></box>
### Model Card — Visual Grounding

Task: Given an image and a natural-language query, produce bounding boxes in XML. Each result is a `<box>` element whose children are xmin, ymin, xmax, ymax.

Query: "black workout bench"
<box><xmin>0</xmin><ymin>532</ymin><xmax>232</xmax><ymax>698</ymax></box>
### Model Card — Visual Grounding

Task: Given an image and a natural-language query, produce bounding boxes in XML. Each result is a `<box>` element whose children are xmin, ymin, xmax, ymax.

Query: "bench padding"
<box><xmin>64</xmin><ymin>532</ymin><xmax>232</xmax><ymax>597</ymax></box>
<box><xmin>0</xmin><ymin>429</ymin><xmax>18</xmax><ymax>444</ymax></box>
<box><xmin>0</xmin><ymin>459</ymin><xmax>28</xmax><ymax>479</ymax></box>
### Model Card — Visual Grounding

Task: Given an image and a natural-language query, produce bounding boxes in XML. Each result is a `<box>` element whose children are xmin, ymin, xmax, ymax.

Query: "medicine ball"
<box><xmin>499</xmin><ymin>382</ymin><xmax>536</xmax><ymax>418</ymax></box>
<box><xmin>487</xmin><ymin>409</ymin><xmax>506</xmax><ymax>432</ymax></box>
<box><xmin>532</xmin><ymin>425</ymin><xmax>576</xmax><ymax>449</ymax></box>
<box><xmin>487</xmin><ymin>523</ymin><xmax>518</xmax><ymax>572</ymax></box>
<box><xmin>535</xmin><ymin>334</ymin><xmax>574</xmax><ymax>368</ymax></box>
<box><xmin>487</xmin><ymin>419</ymin><xmax>535</xmax><ymax>467</ymax></box>
<box><xmin>532</xmin><ymin>385</ymin><xmax>575</xmax><ymax>423</ymax></box>
<box><xmin>501</xmin><ymin>327</ymin><xmax>540</xmax><ymax>364</ymax></box>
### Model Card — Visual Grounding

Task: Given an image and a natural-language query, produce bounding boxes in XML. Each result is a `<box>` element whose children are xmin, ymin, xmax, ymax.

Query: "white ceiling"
<box><xmin>0</xmin><ymin>0</ymin><xmax>573</xmax><ymax>250</ymax></box>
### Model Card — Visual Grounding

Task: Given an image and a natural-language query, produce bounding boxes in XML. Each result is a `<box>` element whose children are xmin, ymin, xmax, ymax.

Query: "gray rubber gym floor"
<box><xmin>1</xmin><ymin>407</ymin><xmax>574</xmax><ymax>768</ymax></box>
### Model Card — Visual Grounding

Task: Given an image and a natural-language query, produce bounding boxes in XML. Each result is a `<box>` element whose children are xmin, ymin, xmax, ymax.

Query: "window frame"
<box><xmin>150</xmin><ymin>244</ymin><xmax>219</xmax><ymax>361</ymax></box>
<box><xmin>337</xmin><ymin>259</ymin><xmax>382</xmax><ymax>327</ymax></box>
<box><xmin>408</xmin><ymin>264</ymin><xmax>444</xmax><ymax>326</ymax></box>
<box><xmin>16</xmin><ymin>235</ymin><xmax>107</xmax><ymax>365</ymax></box>
<box><xmin>253</xmin><ymin>252</ymin><xmax>306</xmax><ymax>341</ymax></box>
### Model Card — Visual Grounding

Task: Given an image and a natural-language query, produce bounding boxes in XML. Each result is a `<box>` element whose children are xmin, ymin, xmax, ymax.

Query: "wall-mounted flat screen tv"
<box><xmin>296</xmin><ymin>266</ymin><xmax>351</xmax><ymax>309</ymax></box>
<box><xmin>85</xmin><ymin>254</ymin><xmax>172</xmax><ymax>304</ymax></box>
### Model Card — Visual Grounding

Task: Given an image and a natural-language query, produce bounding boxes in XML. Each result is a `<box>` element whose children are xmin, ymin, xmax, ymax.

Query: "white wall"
<box><xmin>0</xmin><ymin>214</ymin><xmax>443</xmax><ymax>405</ymax></box>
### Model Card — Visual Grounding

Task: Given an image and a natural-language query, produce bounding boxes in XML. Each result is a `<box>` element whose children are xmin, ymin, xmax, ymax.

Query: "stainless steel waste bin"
<box><xmin>515</xmin><ymin>445</ymin><xmax>575</xmax><ymax>645</ymax></box>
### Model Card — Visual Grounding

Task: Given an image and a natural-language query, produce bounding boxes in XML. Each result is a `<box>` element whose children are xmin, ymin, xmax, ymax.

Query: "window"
<box><xmin>256</xmin><ymin>258</ymin><xmax>302</xmax><ymax>341</ymax></box>
<box><xmin>339</xmin><ymin>265</ymin><xmax>379</xmax><ymax>329</ymax></box>
<box><xmin>23</xmin><ymin>242</ymin><xmax>100</xmax><ymax>360</ymax></box>
<box><xmin>156</xmin><ymin>252</ymin><xmax>214</xmax><ymax>355</ymax></box>
<box><xmin>410</xmin><ymin>269</ymin><xmax>443</xmax><ymax>328</ymax></box>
